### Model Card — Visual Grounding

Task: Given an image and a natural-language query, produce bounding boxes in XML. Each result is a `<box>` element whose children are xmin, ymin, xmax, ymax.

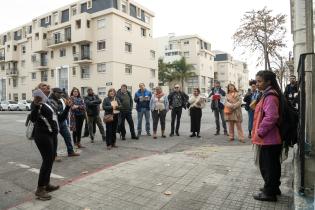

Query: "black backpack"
<box><xmin>264</xmin><ymin>92</ymin><xmax>299</xmax><ymax>148</ymax></box>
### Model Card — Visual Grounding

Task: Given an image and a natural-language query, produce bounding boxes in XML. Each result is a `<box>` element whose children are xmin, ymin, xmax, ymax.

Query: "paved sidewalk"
<box><xmin>10</xmin><ymin>145</ymin><xmax>293</xmax><ymax>210</ymax></box>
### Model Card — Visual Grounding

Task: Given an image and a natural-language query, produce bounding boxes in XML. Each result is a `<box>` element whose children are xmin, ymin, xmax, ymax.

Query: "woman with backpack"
<box><xmin>252</xmin><ymin>70</ymin><xmax>282</xmax><ymax>202</ymax></box>
<box><xmin>224</xmin><ymin>84</ymin><xmax>244</xmax><ymax>142</ymax></box>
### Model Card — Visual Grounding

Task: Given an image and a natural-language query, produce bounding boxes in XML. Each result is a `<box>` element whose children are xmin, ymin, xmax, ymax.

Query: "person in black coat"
<box><xmin>168</xmin><ymin>84</ymin><xmax>188</xmax><ymax>137</ymax></box>
<box><xmin>284</xmin><ymin>75</ymin><xmax>298</xmax><ymax>108</ymax></box>
<box><xmin>30</xmin><ymin>83</ymin><xmax>72</xmax><ymax>200</ymax></box>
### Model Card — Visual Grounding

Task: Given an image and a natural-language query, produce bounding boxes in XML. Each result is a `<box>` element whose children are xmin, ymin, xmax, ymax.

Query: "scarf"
<box><xmin>155</xmin><ymin>92</ymin><xmax>164</xmax><ymax>100</ymax></box>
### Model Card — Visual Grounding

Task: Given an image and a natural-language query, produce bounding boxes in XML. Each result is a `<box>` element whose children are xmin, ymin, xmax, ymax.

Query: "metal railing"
<box><xmin>0</xmin><ymin>55</ymin><xmax>5</xmax><ymax>61</ymax></box>
<box><xmin>6</xmin><ymin>68</ymin><xmax>18</xmax><ymax>76</ymax></box>
<box><xmin>73</xmin><ymin>50</ymin><xmax>92</xmax><ymax>61</ymax></box>
<box><xmin>296</xmin><ymin>52</ymin><xmax>314</xmax><ymax>194</ymax></box>
<box><xmin>47</xmin><ymin>33</ymin><xmax>71</xmax><ymax>46</ymax></box>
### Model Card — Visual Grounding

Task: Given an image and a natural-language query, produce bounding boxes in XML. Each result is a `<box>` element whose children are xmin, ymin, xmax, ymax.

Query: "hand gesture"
<box><xmin>72</xmin><ymin>105</ymin><xmax>79</xmax><ymax>109</ymax></box>
<box><xmin>65</xmin><ymin>98</ymin><xmax>73</xmax><ymax>107</ymax></box>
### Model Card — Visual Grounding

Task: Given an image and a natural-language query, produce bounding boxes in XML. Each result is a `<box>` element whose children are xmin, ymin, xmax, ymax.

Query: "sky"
<box><xmin>0</xmin><ymin>0</ymin><xmax>292</xmax><ymax>79</ymax></box>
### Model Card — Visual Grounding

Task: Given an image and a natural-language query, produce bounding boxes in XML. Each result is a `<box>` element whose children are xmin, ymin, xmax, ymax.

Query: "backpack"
<box><xmin>264</xmin><ymin>92</ymin><xmax>299</xmax><ymax>148</ymax></box>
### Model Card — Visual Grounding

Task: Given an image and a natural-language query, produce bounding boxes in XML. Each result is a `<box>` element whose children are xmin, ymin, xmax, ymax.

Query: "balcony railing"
<box><xmin>6</xmin><ymin>68</ymin><xmax>18</xmax><ymax>76</ymax></box>
<box><xmin>73</xmin><ymin>51</ymin><xmax>92</xmax><ymax>63</ymax></box>
<box><xmin>34</xmin><ymin>59</ymin><xmax>49</xmax><ymax>69</ymax></box>
<box><xmin>47</xmin><ymin>34</ymin><xmax>71</xmax><ymax>46</ymax></box>
<box><xmin>0</xmin><ymin>55</ymin><xmax>5</xmax><ymax>62</ymax></box>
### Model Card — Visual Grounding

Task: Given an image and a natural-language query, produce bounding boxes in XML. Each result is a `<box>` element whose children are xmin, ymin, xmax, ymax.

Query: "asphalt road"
<box><xmin>0</xmin><ymin>107</ymin><xmax>249</xmax><ymax>210</ymax></box>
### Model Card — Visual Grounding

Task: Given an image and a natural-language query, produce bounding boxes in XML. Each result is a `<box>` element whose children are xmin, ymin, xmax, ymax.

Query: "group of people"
<box><xmin>29</xmin><ymin>71</ymin><xmax>298</xmax><ymax>202</ymax></box>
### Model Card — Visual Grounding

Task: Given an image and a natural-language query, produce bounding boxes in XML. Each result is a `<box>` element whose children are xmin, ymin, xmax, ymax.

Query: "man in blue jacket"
<box><xmin>134</xmin><ymin>83</ymin><xmax>152</xmax><ymax>138</ymax></box>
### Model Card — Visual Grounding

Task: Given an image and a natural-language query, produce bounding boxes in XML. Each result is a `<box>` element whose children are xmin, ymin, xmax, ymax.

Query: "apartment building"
<box><xmin>156</xmin><ymin>34</ymin><xmax>215</xmax><ymax>95</ymax></box>
<box><xmin>213</xmin><ymin>51</ymin><xmax>249</xmax><ymax>94</ymax></box>
<box><xmin>0</xmin><ymin>0</ymin><xmax>158</xmax><ymax>101</ymax></box>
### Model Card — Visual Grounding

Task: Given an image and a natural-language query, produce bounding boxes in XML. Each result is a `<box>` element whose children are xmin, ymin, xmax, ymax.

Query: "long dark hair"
<box><xmin>256</xmin><ymin>70</ymin><xmax>282</xmax><ymax>96</ymax></box>
<box><xmin>70</xmin><ymin>87</ymin><xmax>81</xmax><ymax>97</ymax></box>
<box><xmin>227</xmin><ymin>84</ymin><xmax>238</xmax><ymax>93</ymax></box>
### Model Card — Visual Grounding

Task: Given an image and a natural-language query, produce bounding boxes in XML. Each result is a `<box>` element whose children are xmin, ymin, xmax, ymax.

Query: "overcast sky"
<box><xmin>0</xmin><ymin>0</ymin><xmax>292</xmax><ymax>79</ymax></box>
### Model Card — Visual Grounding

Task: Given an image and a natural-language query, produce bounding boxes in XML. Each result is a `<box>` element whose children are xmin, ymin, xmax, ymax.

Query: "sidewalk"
<box><xmin>10</xmin><ymin>145</ymin><xmax>293</xmax><ymax>210</ymax></box>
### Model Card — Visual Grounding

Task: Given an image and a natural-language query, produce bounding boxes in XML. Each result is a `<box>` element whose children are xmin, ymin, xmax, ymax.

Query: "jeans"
<box><xmin>72</xmin><ymin>115</ymin><xmax>85</xmax><ymax>144</ymax></box>
<box><xmin>59</xmin><ymin>120</ymin><xmax>74</xmax><ymax>154</ymax></box>
<box><xmin>87</xmin><ymin>115</ymin><xmax>106</xmax><ymax>140</ymax></box>
<box><xmin>137</xmin><ymin>108</ymin><xmax>150</xmax><ymax>134</ymax></box>
<box><xmin>106</xmin><ymin>114</ymin><xmax>119</xmax><ymax>146</ymax></box>
<box><xmin>259</xmin><ymin>145</ymin><xmax>282</xmax><ymax>196</ymax></box>
<box><xmin>214</xmin><ymin>109</ymin><xmax>227</xmax><ymax>132</ymax></box>
<box><xmin>34</xmin><ymin>131</ymin><xmax>57</xmax><ymax>187</ymax></box>
<box><xmin>152</xmin><ymin>110</ymin><xmax>167</xmax><ymax>132</ymax></box>
<box><xmin>119</xmin><ymin>111</ymin><xmax>137</xmax><ymax>138</ymax></box>
<box><xmin>171</xmin><ymin>107</ymin><xmax>182</xmax><ymax>134</ymax></box>
<box><xmin>248</xmin><ymin>110</ymin><xmax>254</xmax><ymax>132</ymax></box>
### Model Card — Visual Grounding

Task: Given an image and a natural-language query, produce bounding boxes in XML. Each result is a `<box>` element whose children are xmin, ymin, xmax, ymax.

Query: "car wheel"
<box><xmin>8</xmin><ymin>107</ymin><xmax>11</xmax><ymax>111</ymax></box>
<box><xmin>26</xmin><ymin>107</ymin><xmax>30</xmax><ymax>111</ymax></box>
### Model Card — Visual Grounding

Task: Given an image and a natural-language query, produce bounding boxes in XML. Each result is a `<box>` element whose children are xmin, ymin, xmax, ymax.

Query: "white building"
<box><xmin>156</xmin><ymin>34</ymin><xmax>215</xmax><ymax>95</ymax></box>
<box><xmin>0</xmin><ymin>0</ymin><xmax>158</xmax><ymax>101</ymax></box>
<box><xmin>213</xmin><ymin>51</ymin><xmax>249</xmax><ymax>94</ymax></box>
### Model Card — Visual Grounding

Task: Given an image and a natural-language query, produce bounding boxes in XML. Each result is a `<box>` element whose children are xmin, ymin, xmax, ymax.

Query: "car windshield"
<box><xmin>26</xmin><ymin>100</ymin><xmax>32</xmax><ymax>103</ymax></box>
<box><xmin>9</xmin><ymin>101</ymin><xmax>17</xmax><ymax>104</ymax></box>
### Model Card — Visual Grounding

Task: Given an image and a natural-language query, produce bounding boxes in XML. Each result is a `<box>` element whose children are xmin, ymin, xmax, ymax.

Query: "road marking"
<box><xmin>8</xmin><ymin>162</ymin><xmax>65</xmax><ymax>179</ymax></box>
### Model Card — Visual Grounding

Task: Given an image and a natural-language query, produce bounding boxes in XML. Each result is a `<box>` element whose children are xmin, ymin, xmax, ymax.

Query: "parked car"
<box><xmin>7</xmin><ymin>101</ymin><xmax>19</xmax><ymax>111</ymax></box>
<box><xmin>18</xmin><ymin>100</ymin><xmax>32</xmax><ymax>111</ymax></box>
<box><xmin>0</xmin><ymin>101</ymin><xmax>9</xmax><ymax>111</ymax></box>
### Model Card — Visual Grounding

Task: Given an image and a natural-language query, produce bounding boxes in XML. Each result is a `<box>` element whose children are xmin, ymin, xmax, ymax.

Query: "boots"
<box><xmin>46</xmin><ymin>184</ymin><xmax>60</xmax><ymax>192</ymax></box>
<box><xmin>35</xmin><ymin>186</ymin><xmax>52</xmax><ymax>201</ymax></box>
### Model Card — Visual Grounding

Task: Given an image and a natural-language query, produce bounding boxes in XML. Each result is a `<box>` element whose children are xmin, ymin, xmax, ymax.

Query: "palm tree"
<box><xmin>158</xmin><ymin>58</ymin><xmax>172</xmax><ymax>86</ymax></box>
<box><xmin>169</xmin><ymin>57</ymin><xmax>196</xmax><ymax>91</ymax></box>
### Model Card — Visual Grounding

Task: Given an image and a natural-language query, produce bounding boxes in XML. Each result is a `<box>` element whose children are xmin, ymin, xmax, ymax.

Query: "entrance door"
<box><xmin>58</xmin><ymin>67</ymin><xmax>68</xmax><ymax>93</ymax></box>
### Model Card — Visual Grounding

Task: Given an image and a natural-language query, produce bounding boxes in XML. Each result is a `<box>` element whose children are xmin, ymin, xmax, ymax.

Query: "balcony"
<box><xmin>6</xmin><ymin>68</ymin><xmax>18</xmax><ymax>77</ymax></box>
<box><xmin>0</xmin><ymin>55</ymin><xmax>5</xmax><ymax>63</ymax></box>
<box><xmin>73</xmin><ymin>51</ymin><xmax>92</xmax><ymax>64</ymax></box>
<box><xmin>34</xmin><ymin>59</ymin><xmax>49</xmax><ymax>70</ymax></box>
<box><xmin>48</xmin><ymin>34</ymin><xmax>72</xmax><ymax>48</ymax></box>
<box><xmin>71</xmin><ymin>13</ymin><xmax>92</xmax><ymax>44</ymax></box>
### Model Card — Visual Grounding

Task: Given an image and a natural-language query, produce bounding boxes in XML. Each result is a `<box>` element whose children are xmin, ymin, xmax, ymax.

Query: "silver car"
<box><xmin>18</xmin><ymin>100</ymin><xmax>32</xmax><ymax>111</ymax></box>
<box><xmin>0</xmin><ymin>100</ymin><xmax>19</xmax><ymax>111</ymax></box>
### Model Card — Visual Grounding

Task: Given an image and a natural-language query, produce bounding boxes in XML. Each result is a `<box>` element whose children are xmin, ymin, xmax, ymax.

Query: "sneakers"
<box><xmin>68</xmin><ymin>152</ymin><xmax>80</xmax><ymax>157</ymax></box>
<box><xmin>132</xmin><ymin>136</ymin><xmax>139</xmax><ymax>140</ymax></box>
<box><xmin>35</xmin><ymin>187</ymin><xmax>52</xmax><ymax>201</ymax></box>
<box><xmin>54</xmin><ymin>156</ymin><xmax>62</xmax><ymax>162</ymax></box>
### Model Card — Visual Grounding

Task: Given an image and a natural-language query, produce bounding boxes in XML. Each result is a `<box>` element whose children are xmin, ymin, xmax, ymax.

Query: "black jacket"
<box><xmin>168</xmin><ymin>91</ymin><xmax>188</xmax><ymax>109</ymax></box>
<box><xmin>84</xmin><ymin>94</ymin><xmax>102</xmax><ymax>116</ymax></box>
<box><xmin>116</xmin><ymin>89</ymin><xmax>133</xmax><ymax>112</ymax></box>
<box><xmin>102</xmin><ymin>97</ymin><xmax>121</xmax><ymax>115</ymax></box>
<box><xmin>284</xmin><ymin>83</ymin><xmax>298</xmax><ymax>107</ymax></box>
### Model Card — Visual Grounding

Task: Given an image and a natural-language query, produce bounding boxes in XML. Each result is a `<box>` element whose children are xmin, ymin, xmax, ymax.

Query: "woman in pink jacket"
<box><xmin>252</xmin><ymin>70</ymin><xmax>282</xmax><ymax>202</ymax></box>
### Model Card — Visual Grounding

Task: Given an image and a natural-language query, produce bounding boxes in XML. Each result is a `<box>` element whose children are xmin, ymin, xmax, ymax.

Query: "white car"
<box><xmin>8</xmin><ymin>101</ymin><xmax>19</xmax><ymax>111</ymax></box>
<box><xmin>18</xmin><ymin>100</ymin><xmax>32</xmax><ymax>111</ymax></box>
<box><xmin>0</xmin><ymin>101</ymin><xmax>9</xmax><ymax>111</ymax></box>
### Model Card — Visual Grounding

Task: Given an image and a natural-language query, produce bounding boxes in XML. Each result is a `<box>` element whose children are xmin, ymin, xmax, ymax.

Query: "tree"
<box><xmin>158</xmin><ymin>58</ymin><xmax>172</xmax><ymax>86</ymax></box>
<box><xmin>271</xmin><ymin>54</ymin><xmax>290</xmax><ymax>90</ymax></box>
<box><xmin>233</xmin><ymin>7</ymin><xmax>287</xmax><ymax>70</ymax></box>
<box><xmin>168</xmin><ymin>57</ymin><xmax>196</xmax><ymax>90</ymax></box>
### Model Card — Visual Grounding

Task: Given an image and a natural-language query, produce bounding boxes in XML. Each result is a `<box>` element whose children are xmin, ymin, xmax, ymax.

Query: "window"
<box><xmin>31</xmin><ymin>72</ymin><xmax>36</xmax><ymax>80</ymax></box>
<box><xmin>45</xmin><ymin>16</ymin><xmax>49</xmax><ymax>24</ymax></box>
<box><xmin>71</xmin><ymin>5</ymin><xmax>77</xmax><ymax>16</ymax></box>
<box><xmin>150</xmin><ymin>50</ymin><xmax>155</xmax><ymax>59</ymax></box>
<box><xmin>51</xmin><ymin>69</ymin><xmax>55</xmax><ymax>77</ymax></box>
<box><xmin>184</xmin><ymin>51</ymin><xmax>190</xmax><ymax>57</ymax></box>
<box><xmin>87</xmin><ymin>20</ymin><xmax>90</xmax><ymax>28</ymax></box>
<box><xmin>97</xmin><ymin>40</ymin><xmax>106</xmax><ymax>50</ymax></box>
<box><xmin>141</xmin><ymin>28</ymin><xmax>146</xmax><ymax>37</ymax></box>
<box><xmin>22</xmin><ymin>93</ymin><xmax>26</xmax><ymax>100</ymax></box>
<box><xmin>184</xmin><ymin>41</ymin><xmax>189</xmax><ymax>45</ymax></box>
<box><xmin>14</xmin><ymin>45</ymin><xmax>17</xmax><ymax>51</ymax></box>
<box><xmin>43</xmin><ymin>33</ymin><xmax>47</xmax><ymax>40</ymax></box>
<box><xmin>76</xmin><ymin>20</ymin><xmax>81</xmax><ymax>29</ymax></box>
<box><xmin>149</xmin><ymin>82</ymin><xmax>154</xmax><ymax>90</ymax></box>
<box><xmin>72</xmin><ymin>46</ymin><xmax>76</xmax><ymax>55</ymax></box>
<box><xmin>31</xmin><ymin>54</ymin><xmax>37</xmax><ymax>62</ymax></box>
<box><xmin>41</xmin><ymin>71</ymin><xmax>48</xmax><ymax>82</ymax></box>
<box><xmin>150</xmin><ymin>69</ymin><xmax>155</xmax><ymax>78</ymax></box>
<box><xmin>60</xmin><ymin>48</ymin><xmax>66</xmax><ymax>57</ymax></box>
<box><xmin>72</xmin><ymin>67</ymin><xmax>76</xmax><ymax>76</ymax></box>
<box><xmin>21</xmin><ymin>60</ymin><xmax>25</xmax><ymax>68</ymax></box>
<box><xmin>87</xmin><ymin>0</ymin><xmax>92</xmax><ymax>9</ymax></box>
<box><xmin>121</xmin><ymin>1</ymin><xmax>127</xmax><ymax>13</ymax></box>
<box><xmin>125</xmin><ymin>22</ymin><xmax>132</xmax><ymax>31</ymax></box>
<box><xmin>125</xmin><ymin>42</ymin><xmax>132</xmax><ymax>52</ymax></box>
<box><xmin>125</xmin><ymin>64</ymin><xmax>132</xmax><ymax>74</ymax></box>
<box><xmin>1</xmin><ymin>64</ymin><xmax>4</xmax><ymax>71</ymax></box>
<box><xmin>13</xmin><ymin>78</ymin><xmax>18</xmax><ymax>88</ymax></box>
<box><xmin>51</xmin><ymin>51</ymin><xmax>54</xmax><ymax>59</ymax></box>
<box><xmin>22</xmin><ymin>45</ymin><xmax>26</xmax><ymax>54</ymax></box>
<box><xmin>97</xmin><ymin>63</ymin><xmax>106</xmax><ymax>73</ymax></box>
<box><xmin>127</xmin><ymin>86</ymin><xmax>132</xmax><ymax>93</ymax></box>
<box><xmin>53</xmin><ymin>12</ymin><xmax>59</xmax><ymax>25</ymax></box>
<box><xmin>98</xmin><ymin>87</ymin><xmax>106</xmax><ymax>97</ymax></box>
<box><xmin>35</xmin><ymin>33</ymin><xmax>39</xmax><ymax>40</ymax></box>
<box><xmin>81</xmin><ymin>66</ymin><xmax>90</xmax><ymax>78</ymax></box>
<box><xmin>97</xmin><ymin>18</ymin><xmax>105</xmax><ymax>29</ymax></box>
<box><xmin>81</xmin><ymin>87</ymin><xmax>89</xmax><ymax>96</ymax></box>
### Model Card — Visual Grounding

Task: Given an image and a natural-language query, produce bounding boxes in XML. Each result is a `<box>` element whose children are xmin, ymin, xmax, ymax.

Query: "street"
<box><xmin>0</xmin><ymin>107</ymin><xmax>292</xmax><ymax>210</ymax></box>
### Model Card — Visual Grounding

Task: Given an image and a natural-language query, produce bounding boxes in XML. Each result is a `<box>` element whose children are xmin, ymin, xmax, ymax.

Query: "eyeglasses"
<box><xmin>174</xmin><ymin>87</ymin><xmax>179</xmax><ymax>89</ymax></box>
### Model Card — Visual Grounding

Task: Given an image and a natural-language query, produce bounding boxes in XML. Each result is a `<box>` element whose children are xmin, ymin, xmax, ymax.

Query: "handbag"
<box><xmin>224</xmin><ymin>106</ymin><xmax>232</xmax><ymax>115</ymax></box>
<box><xmin>26</xmin><ymin>120</ymin><xmax>35</xmax><ymax>140</ymax></box>
<box><xmin>103</xmin><ymin>114</ymin><xmax>114</xmax><ymax>123</ymax></box>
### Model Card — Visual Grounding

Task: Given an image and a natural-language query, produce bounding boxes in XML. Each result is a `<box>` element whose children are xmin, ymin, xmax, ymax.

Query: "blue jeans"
<box><xmin>59</xmin><ymin>120</ymin><xmax>75</xmax><ymax>154</ymax></box>
<box><xmin>248</xmin><ymin>110</ymin><xmax>254</xmax><ymax>132</ymax></box>
<box><xmin>137</xmin><ymin>108</ymin><xmax>150</xmax><ymax>134</ymax></box>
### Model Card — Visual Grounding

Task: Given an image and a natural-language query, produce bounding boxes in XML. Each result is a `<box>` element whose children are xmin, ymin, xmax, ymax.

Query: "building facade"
<box><xmin>0</xmin><ymin>0</ymin><xmax>158</xmax><ymax>101</ymax></box>
<box><xmin>156</xmin><ymin>34</ymin><xmax>215</xmax><ymax>95</ymax></box>
<box><xmin>213</xmin><ymin>51</ymin><xmax>249</xmax><ymax>94</ymax></box>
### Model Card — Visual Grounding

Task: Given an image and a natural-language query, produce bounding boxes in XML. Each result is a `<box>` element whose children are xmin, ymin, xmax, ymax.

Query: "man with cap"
<box><xmin>49</xmin><ymin>88</ymin><xmax>80</xmax><ymax>158</ymax></box>
<box><xmin>84</xmin><ymin>87</ymin><xmax>106</xmax><ymax>142</ymax></box>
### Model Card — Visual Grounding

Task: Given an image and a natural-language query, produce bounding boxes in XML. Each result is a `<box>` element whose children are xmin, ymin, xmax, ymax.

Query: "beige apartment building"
<box><xmin>156</xmin><ymin>34</ymin><xmax>215</xmax><ymax>95</ymax></box>
<box><xmin>213</xmin><ymin>51</ymin><xmax>249</xmax><ymax>94</ymax></box>
<box><xmin>0</xmin><ymin>0</ymin><xmax>158</xmax><ymax>101</ymax></box>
